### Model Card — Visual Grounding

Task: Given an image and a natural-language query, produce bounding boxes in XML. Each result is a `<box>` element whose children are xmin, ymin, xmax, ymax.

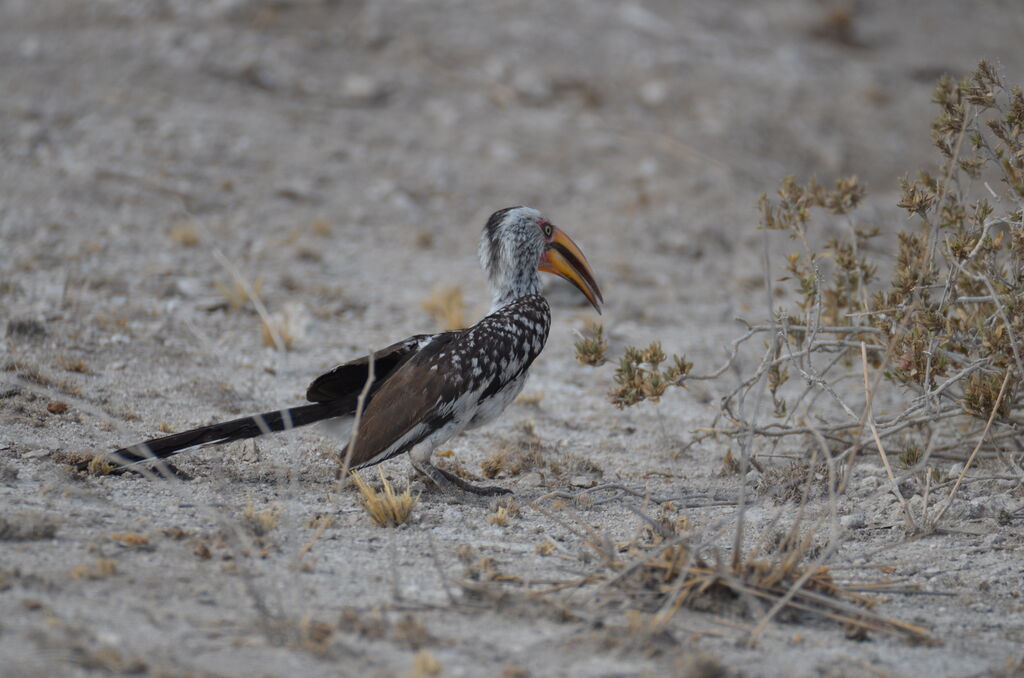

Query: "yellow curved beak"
<box><xmin>538</xmin><ymin>226</ymin><xmax>604</xmax><ymax>314</ymax></box>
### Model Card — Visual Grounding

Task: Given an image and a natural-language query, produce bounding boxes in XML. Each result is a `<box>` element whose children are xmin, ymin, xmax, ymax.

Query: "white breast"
<box><xmin>465</xmin><ymin>373</ymin><xmax>530</xmax><ymax>431</ymax></box>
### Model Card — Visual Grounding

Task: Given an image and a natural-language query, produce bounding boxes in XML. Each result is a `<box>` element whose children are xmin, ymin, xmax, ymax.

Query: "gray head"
<box><xmin>478</xmin><ymin>206</ymin><xmax>603</xmax><ymax>313</ymax></box>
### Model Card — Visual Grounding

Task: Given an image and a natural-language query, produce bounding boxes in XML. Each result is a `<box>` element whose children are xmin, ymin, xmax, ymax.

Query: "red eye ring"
<box><xmin>539</xmin><ymin>219</ymin><xmax>553</xmax><ymax>237</ymax></box>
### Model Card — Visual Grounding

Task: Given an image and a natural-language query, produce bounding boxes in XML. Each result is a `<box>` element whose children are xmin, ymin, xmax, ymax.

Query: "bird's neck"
<box><xmin>489</xmin><ymin>268</ymin><xmax>542</xmax><ymax>313</ymax></box>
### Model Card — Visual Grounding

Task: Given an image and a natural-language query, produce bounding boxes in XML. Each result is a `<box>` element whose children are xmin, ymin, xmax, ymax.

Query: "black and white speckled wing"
<box><xmin>347</xmin><ymin>295</ymin><xmax>551</xmax><ymax>468</ymax></box>
<box><xmin>305</xmin><ymin>335</ymin><xmax>433</xmax><ymax>405</ymax></box>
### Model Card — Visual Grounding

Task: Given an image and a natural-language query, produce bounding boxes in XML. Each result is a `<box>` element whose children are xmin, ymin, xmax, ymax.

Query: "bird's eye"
<box><xmin>541</xmin><ymin>222</ymin><xmax>553</xmax><ymax>238</ymax></box>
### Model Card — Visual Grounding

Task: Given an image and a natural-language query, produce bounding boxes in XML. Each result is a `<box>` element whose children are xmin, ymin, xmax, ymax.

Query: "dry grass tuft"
<box><xmin>53</xmin><ymin>452</ymin><xmax>119</xmax><ymax>477</ymax></box>
<box><xmin>109</xmin><ymin>532</ymin><xmax>149</xmax><ymax>548</ymax></box>
<box><xmin>488</xmin><ymin>503</ymin><xmax>517</xmax><ymax>527</ymax></box>
<box><xmin>421</xmin><ymin>284</ymin><xmax>466</xmax><ymax>330</ymax></box>
<box><xmin>350</xmin><ymin>468</ymin><xmax>419</xmax><ymax>527</ymax></box>
<box><xmin>480</xmin><ymin>446</ymin><xmax>546</xmax><ymax>479</ymax></box>
<box><xmin>574</xmin><ymin>321</ymin><xmax>609</xmax><ymax>366</ymax></box>
<box><xmin>291</xmin><ymin>616</ymin><xmax>335</xmax><ymax>656</ymax></box>
<box><xmin>240</xmin><ymin>502</ymin><xmax>281</xmax><ymax>536</ymax></box>
<box><xmin>69</xmin><ymin>557</ymin><xmax>117</xmax><ymax>580</ymax></box>
<box><xmin>168</xmin><ymin>221</ymin><xmax>200</xmax><ymax>246</ymax></box>
<box><xmin>311</xmin><ymin>218</ymin><xmax>332</xmax><ymax>236</ymax></box>
<box><xmin>215</xmin><ymin>273</ymin><xmax>264</xmax><ymax>313</ymax></box>
<box><xmin>408</xmin><ymin>650</ymin><xmax>442</xmax><ymax>678</ymax></box>
<box><xmin>58</xmin><ymin>357</ymin><xmax>94</xmax><ymax>375</ymax></box>
<box><xmin>260</xmin><ymin>301</ymin><xmax>309</xmax><ymax>351</ymax></box>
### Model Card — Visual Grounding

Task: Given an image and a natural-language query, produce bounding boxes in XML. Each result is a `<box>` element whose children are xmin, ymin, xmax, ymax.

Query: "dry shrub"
<box><xmin>350</xmin><ymin>469</ymin><xmax>419</xmax><ymax>527</ymax></box>
<box><xmin>611</xmin><ymin>61</ymin><xmax>1024</xmax><ymax>495</ymax></box>
<box><xmin>610</xmin><ymin>343</ymin><xmax>691</xmax><ymax>408</ymax></box>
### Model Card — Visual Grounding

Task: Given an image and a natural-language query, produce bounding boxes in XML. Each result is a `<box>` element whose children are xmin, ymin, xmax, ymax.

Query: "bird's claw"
<box><xmin>414</xmin><ymin>462</ymin><xmax>512</xmax><ymax>503</ymax></box>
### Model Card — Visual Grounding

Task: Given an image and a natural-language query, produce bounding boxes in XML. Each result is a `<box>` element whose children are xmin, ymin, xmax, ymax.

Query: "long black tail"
<box><xmin>111</xmin><ymin>401</ymin><xmax>348</xmax><ymax>465</ymax></box>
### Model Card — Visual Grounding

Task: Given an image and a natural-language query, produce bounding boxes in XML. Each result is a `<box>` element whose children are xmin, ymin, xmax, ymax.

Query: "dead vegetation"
<box><xmin>519</xmin><ymin>497</ymin><xmax>933</xmax><ymax>645</ymax></box>
<box><xmin>53</xmin><ymin>451</ymin><xmax>119</xmax><ymax>477</ymax></box>
<box><xmin>478</xmin><ymin>428</ymin><xmax>604</xmax><ymax>487</ymax></box>
<box><xmin>350</xmin><ymin>468</ymin><xmax>419</xmax><ymax>527</ymax></box>
<box><xmin>574</xmin><ymin>320</ymin><xmax>608</xmax><ymax>365</ymax></box>
<box><xmin>240</xmin><ymin>501</ymin><xmax>281</xmax><ymax>537</ymax></box>
<box><xmin>606</xmin><ymin>62</ymin><xmax>1024</xmax><ymax>535</ymax></box>
<box><xmin>214</xmin><ymin>273</ymin><xmax>265</xmax><ymax>312</ymax></box>
<box><xmin>259</xmin><ymin>301</ymin><xmax>309</xmax><ymax>350</ymax></box>
<box><xmin>69</xmin><ymin>557</ymin><xmax>118</xmax><ymax>580</ymax></box>
<box><xmin>538</xmin><ymin>62</ymin><xmax>1024</xmax><ymax>651</ymax></box>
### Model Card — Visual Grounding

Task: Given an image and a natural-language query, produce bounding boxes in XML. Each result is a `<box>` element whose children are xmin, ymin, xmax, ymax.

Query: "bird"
<box><xmin>111</xmin><ymin>207</ymin><xmax>603</xmax><ymax>500</ymax></box>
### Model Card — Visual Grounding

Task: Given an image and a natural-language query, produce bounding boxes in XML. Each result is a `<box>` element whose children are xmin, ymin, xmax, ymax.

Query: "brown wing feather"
<box><xmin>305</xmin><ymin>335</ymin><xmax>431</xmax><ymax>404</ymax></box>
<box><xmin>346</xmin><ymin>334</ymin><xmax>464</xmax><ymax>467</ymax></box>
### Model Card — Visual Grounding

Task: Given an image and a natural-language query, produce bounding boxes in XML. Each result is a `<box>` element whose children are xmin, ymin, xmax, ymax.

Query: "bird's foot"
<box><xmin>434</xmin><ymin>465</ymin><xmax>512</xmax><ymax>496</ymax></box>
<box><xmin>414</xmin><ymin>462</ymin><xmax>512</xmax><ymax>503</ymax></box>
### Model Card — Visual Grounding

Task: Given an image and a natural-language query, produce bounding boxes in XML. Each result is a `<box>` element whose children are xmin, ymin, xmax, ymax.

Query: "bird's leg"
<box><xmin>432</xmin><ymin>465</ymin><xmax>513</xmax><ymax>496</ymax></box>
<box><xmin>409</xmin><ymin>443</ymin><xmax>512</xmax><ymax>501</ymax></box>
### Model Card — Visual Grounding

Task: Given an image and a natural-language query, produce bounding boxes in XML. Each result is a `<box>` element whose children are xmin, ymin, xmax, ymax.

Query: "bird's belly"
<box><xmin>466</xmin><ymin>374</ymin><xmax>529</xmax><ymax>430</ymax></box>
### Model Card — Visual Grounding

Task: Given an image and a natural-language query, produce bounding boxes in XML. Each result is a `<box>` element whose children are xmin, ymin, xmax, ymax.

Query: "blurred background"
<box><xmin>4</xmin><ymin>1</ymin><xmax>1022</xmax><ymax>316</ymax></box>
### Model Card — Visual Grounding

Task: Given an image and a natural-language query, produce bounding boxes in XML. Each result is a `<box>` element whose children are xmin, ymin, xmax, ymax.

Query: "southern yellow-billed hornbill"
<box><xmin>112</xmin><ymin>207</ymin><xmax>602</xmax><ymax>499</ymax></box>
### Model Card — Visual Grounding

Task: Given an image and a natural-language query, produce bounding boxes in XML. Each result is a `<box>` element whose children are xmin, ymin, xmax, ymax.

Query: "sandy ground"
<box><xmin>2</xmin><ymin>1</ymin><xmax>1024</xmax><ymax>676</ymax></box>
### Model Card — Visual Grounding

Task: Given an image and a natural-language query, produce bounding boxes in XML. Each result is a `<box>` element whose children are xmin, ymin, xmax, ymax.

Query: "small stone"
<box><xmin>24</xmin><ymin>449</ymin><xmax>51</xmax><ymax>459</ymax></box>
